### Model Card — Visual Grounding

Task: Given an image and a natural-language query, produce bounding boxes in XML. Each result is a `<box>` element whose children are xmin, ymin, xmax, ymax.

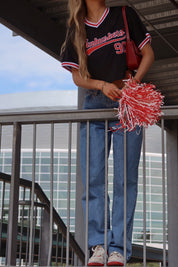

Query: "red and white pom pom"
<box><xmin>114</xmin><ymin>78</ymin><xmax>164</xmax><ymax>132</ymax></box>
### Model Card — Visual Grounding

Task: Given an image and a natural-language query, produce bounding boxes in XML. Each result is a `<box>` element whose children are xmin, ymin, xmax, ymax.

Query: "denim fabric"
<box><xmin>80</xmin><ymin>91</ymin><xmax>143</xmax><ymax>260</ymax></box>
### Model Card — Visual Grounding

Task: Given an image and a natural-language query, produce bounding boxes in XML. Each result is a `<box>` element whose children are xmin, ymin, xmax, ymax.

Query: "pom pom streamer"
<box><xmin>113</xmin><ymin>78</ymin><xmax>164</xmax><ymax>132</ymax></box>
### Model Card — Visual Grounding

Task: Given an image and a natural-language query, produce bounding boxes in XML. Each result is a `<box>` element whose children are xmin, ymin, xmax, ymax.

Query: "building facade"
<box><xmin>0</xmin><ymin>147</ymin><xmax>167</xmax><ymax>248</ymax></box>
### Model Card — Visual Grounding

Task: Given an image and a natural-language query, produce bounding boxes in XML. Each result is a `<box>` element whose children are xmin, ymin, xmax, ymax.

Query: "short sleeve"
<box><xmin>60</xmin><ymin>28</ymin><xmax>79</xmax><ymax>72</ymax></box>
<box><xmin>125</xmin><ymin>6</ymin><xmax>151</xmax><ymax>51</ymax></box>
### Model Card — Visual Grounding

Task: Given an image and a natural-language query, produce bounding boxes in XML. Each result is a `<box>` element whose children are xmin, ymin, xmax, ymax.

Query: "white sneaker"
<box><xmin>88</xmin><ymin>245</ymin><xmax>106</xmax><ymax>266</ymax></box>
<box><xmin>107</xmin><ymin>251</ymin><xmax>124</xmax><ymax>266</ymax></box>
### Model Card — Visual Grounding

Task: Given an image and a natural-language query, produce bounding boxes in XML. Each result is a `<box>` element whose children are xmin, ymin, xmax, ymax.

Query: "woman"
<box><xmin>61</xmin><ymin>0</ymin><xmax>154</xmax><ymax>265</ymax></box>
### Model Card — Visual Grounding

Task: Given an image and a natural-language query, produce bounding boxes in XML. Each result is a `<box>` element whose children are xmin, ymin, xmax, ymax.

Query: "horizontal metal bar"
<box><xmin>0</xmin><ymin>106</ymin><xmax>178</xmax><ymax>125</ymax></box>
<box><xmin>0</xmin><ymin>109</ymin><xmax>116</xmax><ymax>124</ymax></box>
<box><xmin>18</xmin><ymin>200</ymin><xmax>46</xmax><ymax>208</ymax></box>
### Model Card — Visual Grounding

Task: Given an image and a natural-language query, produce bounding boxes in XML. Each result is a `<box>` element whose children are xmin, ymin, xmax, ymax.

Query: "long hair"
<box><xmin>62</xmin><ymin>0</ymin><xmax>90</xmax><ymax>79</ymax></box>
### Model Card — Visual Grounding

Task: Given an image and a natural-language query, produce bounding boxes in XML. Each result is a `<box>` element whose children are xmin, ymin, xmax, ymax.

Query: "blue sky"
<box><xmin>0</xmin><ymin>23</ymin><xmax>76</xmax><ymax>95</ymax></box>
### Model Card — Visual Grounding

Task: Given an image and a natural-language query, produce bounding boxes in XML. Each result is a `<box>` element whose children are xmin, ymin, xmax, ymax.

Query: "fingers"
<box><xmin>102</xmin><ymin>82</ymin><xmax>122</xmax><ymax>101</ymax></box>
<box><xmin>108</xmin><ymin>87</ymin><xmax>122</xmax><ymax>101</ymax></box>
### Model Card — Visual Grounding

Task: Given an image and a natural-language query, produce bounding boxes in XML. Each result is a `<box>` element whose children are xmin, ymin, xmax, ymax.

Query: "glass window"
<box><xmin>60</xmin><ymin>152</ymin><xmax>68</xmax><ymax>157</ymax></box>
<box><xmin>21</xmin><ymin>173</ymin><xmax>31</xmax><ymax>180</ymax></box>
<box><xmin>60</xmin><ymin>158</ymin><xmax>68</xmax><ymax>164</ymax></box>
<box><xmin>41</xmin><ymin>152</ymin><xmax>50</xmax><ymax>157</ymax></box>
<box><xmin>70</xmin><ymin>218</ymin><xmax>75</xmax><ymax>226</ymax></box>
<box><xmin>22</xmin><ymin>152</ymin><xmax>32</xmax><ymax>157</ymax></box>
<box><xmin>53</xmin><ymin>165</ymin><xmax>58</xmax><ymax>173</ymax></box>
<box><xmin>151</xmin><ymin>194</ymin><xmax>162</xmax><ymax>202</ymax></box>
<box><xmin>58</xmin><ymin>183</ymin><xmax>67</xmax><ymax>190</ymax></box>
<box><xmin>53</xmin><ymin>174</ymin><xmax>58</xmax><ymax>181</ymax></box>
<box><xmin>71</xmin><ymin>174</ymin><xmax>76</xmax><ymax>181</ymax></box>
<box><xmin>40</xmin><ymin>174</ymin><xmax>50</xmax><ymax>181</ymax></box>
<box><xmin>21</xmin><ymin>165</ymin><xmax>32</xmax><ymax>173</ymax></box>
<box><xmin>151</xmin><ymin>162</ymin><xmax>162</xmax><ymax>168</ymax></box>
<box><xmin>70</xmin><ymin>192</ymin><xmax>76</xmax><ymax>199</ymax></box>
<box><xmin>151</xmin><ymin>156</ymin><xmax>162</xmax><ymax>162</ymax></box>
<box><xmin>133</xmin><ymin>220</ymin><xmax>144</xmax><ymax>227</ymax></box>
<box><xmin>4</xmin><ymin>191</ymin><xmax>10</xmax><ymax>198</ymax></box>
<box><xmin>59</xmin><ymin>166</ymin><xmax>68</xmax><ymax>173</ymax></box>
<box><xmin>71</xmin><ymin>183</ymin><xmax>76</xmax><ymax>190</ymax></box>
<box><xmin>108</xmin><ymin>184</ymin><xmax>113</xmax><ymax>191</ymax></box>
<box><xmin>59</xmin><ymin>174</ymin><xmax>68</xmax><ymax>181</ymax></box>
<box><xmin>151</xmin><ymin>169</ymin><xmax>162</xmax><ymax>177</ymax></box>
<box><xmin>134</xmin><ymin>211</ymin><xmax>143</xmax><ymax>220</ymax></box>
<box><xmin>4</xmin><ymin>158</ymin><xmax>12</xmax><ymax>164</ymax></box>
<box><xmin>25</xmin><ymin>189</ymin><xmax>30</xmax><ymax>200</ymax></box>
<box><xmin>53</xmin><ymin>191</ymin><xmax>58</xmax><ymax>199</ymax></box>
<box><xmin>151</xmin><ymin>186</ymin><xmax>162</xmax><ymax>194</ymax></box>
<box><xmin>40</xmin><ymin>165</ymin><xmax>50</xmax><ymax>173</ymax></box>
<box><xmin>151</xmin><ymin>220</ymin><xmax>163</xmax><ymax>228</ymax></box>
<box><xmin>22</xmin><ymin>158</ymin><xmax>32</xmax><ymax>165</ymax></box>
<box><xmin>59</xmin><ymin>209</ymin><xmax>67</xmax><ymax>217</ymax></box>
<box><xmin>70</xmin><ymin>209</ymin><xmax>75</xmax><ymax>217</ymax></box>
<box><xmin>138</xmin><ymin>185</ymin><xmax>143</xmax><ymax>192</ymax></box>
<box><xmin>151</xmin><ymin>178</ymin><xmax>162</xmax><ymax>185</ymax></box>
<box><xmin>40</xmin><ymin>182</ymin><xmax>50</xmax><ymax>190</ymax></box>
<box><xmin>58</xmin><ymin>199</ymin><xmax>67</xmax><ymax>208</ymax></box>
<box><xmin>152</xmin><ymin>234</ymin><xmax>163</xmax><ymax>242</ymax></box>
<box><xmin>151</xmin><ymin>203</ymin><xmax>162</xmax><ymax>212</ymax></box>
<box><xmin>35</xmin><ymin>158</ymin><xmax>40</xmax><ymax>164</ymax></box>
<box><xmin>4</xmin><ymin>166</ymin><xmax>11</xmax><ymax>173</ymax></box>
<box><xmin>108</xmin><ymin>159</ymin><xmax>113</xmax><ymax>165</ymax></box>
<box><xmin>108</xmin><ymin>167</ymin><xmax>113</xmax><ymax>174</ymax></box>
<box><xmin>41</xmin><ymin>158</ymin><xmax>50</xmax><ymax>164</ymax></box>
<box><xmin>151</xmin><ymin>228</ymin><xmax>163</xmax><ymax>234</ymax></box>
<box><xmin>151</xmin><ymin>212</ymin><xmax>163</xmax><ymax>220</ymax></box>
<box><xmin>71</xmin><ymin>166</ymin><xmax>76</xmax><ymax>173</ymax></box>
<box><xmin>53</xmin><ymin>158</ymin><xmax>58</xmax><ymax>164</ymax></box>
<box><xmin>135</xmin><ymin>202</ymin><xmax>143</xmax><ymax>211</ymax></box>
<box><xmin>53</xmin><ymin>200</ymin><xmax>58</xmax><ymax>208</ymax></box>
<box><xmin>59</xmin><ymin>191</ymin><xmax>68</xmax><ymax>199</ymax></box>
<box><xmin>137</xmin><ymin>194</ymin><xmax>143</xmax><ymax>201</ymax></box>
<box><xmin>70</xmin><ymin>200</ymin><xmax>76</xmax><ymax>208</ymax></box>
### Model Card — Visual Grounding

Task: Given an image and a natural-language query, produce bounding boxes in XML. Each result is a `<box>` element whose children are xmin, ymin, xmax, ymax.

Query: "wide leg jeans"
<box><xmin>80</xmin><ymin>92</ymin><xmax>143</xmax><ymax>260</ymax></box>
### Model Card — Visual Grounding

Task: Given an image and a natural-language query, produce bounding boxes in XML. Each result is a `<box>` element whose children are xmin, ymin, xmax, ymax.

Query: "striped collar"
<box><xmin>85</xmin><ymin>7</ymin><xmax>110</xmax><ymax>28</ymax></box>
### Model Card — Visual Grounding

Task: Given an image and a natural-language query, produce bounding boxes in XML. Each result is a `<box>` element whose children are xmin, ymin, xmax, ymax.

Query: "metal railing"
<box><xmin>0</xmin><ymin>106</ymin><xmax>176</xmax><ymax>266</ymax></box>
<box><xmin>0</xmin><ymin>171</ymin><xmax>85</xmax><ymax>266</ymax></box>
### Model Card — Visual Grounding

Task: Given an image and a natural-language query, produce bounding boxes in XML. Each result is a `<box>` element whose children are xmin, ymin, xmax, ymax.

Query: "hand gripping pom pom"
<box><xmin>114</xmin><ymin>78</ymin><xmax>164</xmax><ymax>132</ymax></box>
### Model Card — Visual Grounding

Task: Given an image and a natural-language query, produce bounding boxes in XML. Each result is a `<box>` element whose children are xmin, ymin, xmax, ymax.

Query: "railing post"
<box><xmin>166</xmin><ymin>119</ymin><xmax>178</xmax><ymax>267</ymax></box>
<box><xmin>6</xmin><ymin>122</ymin><xmax>21</xmax><ymax>265</ymax></box>
<box><xmin>74</xmin><ymin>87</ymin><xmax>86</xmax><ymax>265</ymax></box>
<box><xmin>39</xmin><ymin>208</ymin><xmax>50</xmax><ymax>266</ymax></box>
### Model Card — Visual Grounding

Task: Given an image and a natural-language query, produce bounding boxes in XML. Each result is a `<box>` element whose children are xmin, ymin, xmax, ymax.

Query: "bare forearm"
<box><xmin>72</xmin><ymin>68</ymin><xmax>122</xmax><ymax>100</ymax></box>
<box><xmin>72</xmin><ymin>68</ymin><xmax>103</xmax><ymax>90</ymax></box>
<box><xmin>134</xmin><ymin>43</ymin><xmax>155</xmax><ymax>82</ymax></box>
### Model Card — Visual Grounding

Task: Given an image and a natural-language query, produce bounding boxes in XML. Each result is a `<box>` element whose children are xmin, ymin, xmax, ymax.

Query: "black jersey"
<box><xmin>61</xmin><ymin>6</ymin><xmax>151</xmax><ymax>82</ymax></box>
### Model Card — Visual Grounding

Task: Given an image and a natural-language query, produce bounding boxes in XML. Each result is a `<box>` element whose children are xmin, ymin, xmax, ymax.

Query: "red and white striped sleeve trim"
<box><xmin>138</xmin><ymin>33</ymin><xmax>151</xmax><ymax>50</ymax></box>
<box><xmin>61</xmin><ymin>62</ymin><xmax>79</xmax><ymax>72</ymax></box>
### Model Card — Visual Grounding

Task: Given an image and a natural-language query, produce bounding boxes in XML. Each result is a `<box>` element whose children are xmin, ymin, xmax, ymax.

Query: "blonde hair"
<box><xmin>61</xmin><ymin>0</ymin><xmax>90</xmax><ymax>79</ymax></box>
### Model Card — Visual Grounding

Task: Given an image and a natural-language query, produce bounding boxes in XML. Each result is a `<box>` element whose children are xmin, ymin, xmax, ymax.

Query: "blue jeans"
<box><xmin>80</xmin><ymin>91</ymin><xmax>142</xmax><ymax>260</ymax></box>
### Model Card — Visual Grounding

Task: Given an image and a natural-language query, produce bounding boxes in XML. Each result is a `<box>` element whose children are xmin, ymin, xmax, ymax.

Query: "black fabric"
<box><xmin>61</xmin><ymin>6</ymin><xmax>150</xmax><ymax>82</ymax></box>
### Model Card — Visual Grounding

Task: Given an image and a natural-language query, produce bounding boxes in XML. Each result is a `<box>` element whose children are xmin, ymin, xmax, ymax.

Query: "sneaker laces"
<box><xmin>92</xmin><ymin>245</ymin><xmax>104</xmax><ymax>256</ymax></box>
<box><xmin>110</xmin><ymin>251</ymin><xmax>123</xmax><ymax>258</ymax></box>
